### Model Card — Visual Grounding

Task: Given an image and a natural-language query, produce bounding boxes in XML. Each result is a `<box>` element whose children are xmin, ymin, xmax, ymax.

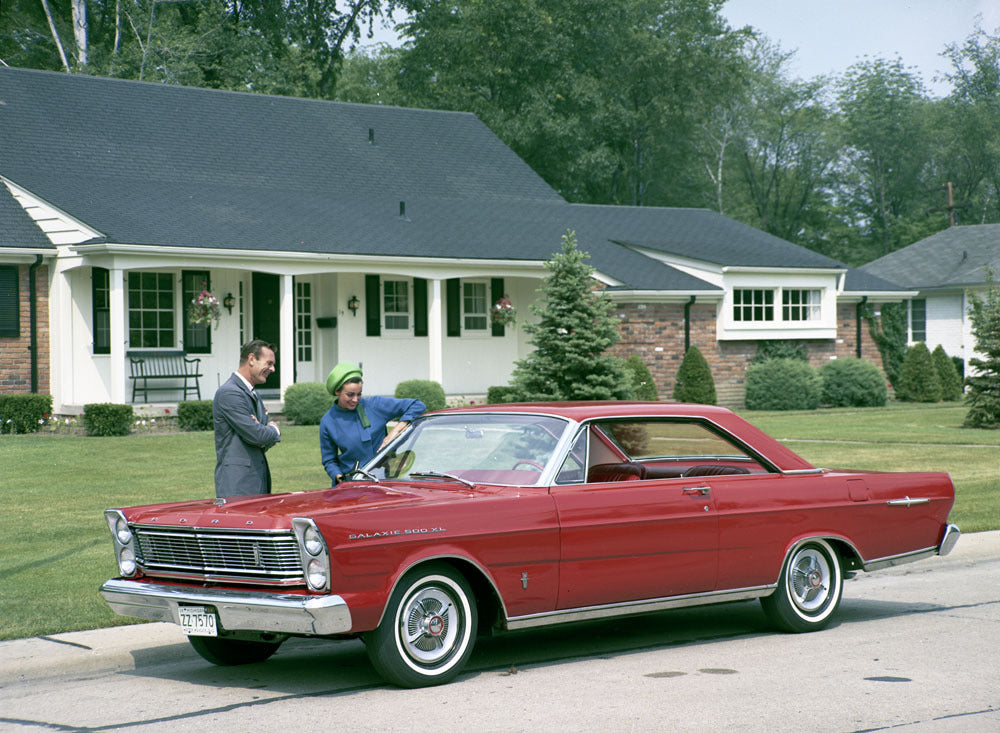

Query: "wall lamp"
<box><xmin>347</xmin><ymin>294</ymin><xmax>360</xmax><ymax>317</ymax></box>
<box><xmin>223</xmin><ymin>292</ymin><xmax>235</xmax><ymax>315</ymax></box>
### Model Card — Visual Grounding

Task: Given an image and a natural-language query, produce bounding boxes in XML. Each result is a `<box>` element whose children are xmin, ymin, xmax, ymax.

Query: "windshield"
<box><xmin>367</xmin><ymin>413</ymin><xmax>570</xmax><ymax>487</ymax></box>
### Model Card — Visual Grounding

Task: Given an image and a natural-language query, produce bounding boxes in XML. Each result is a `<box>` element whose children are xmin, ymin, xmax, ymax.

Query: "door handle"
<box><xmin>683</xmin><ymin>486</ymin><xmax>711</xmax><ymax>496</ymax></box>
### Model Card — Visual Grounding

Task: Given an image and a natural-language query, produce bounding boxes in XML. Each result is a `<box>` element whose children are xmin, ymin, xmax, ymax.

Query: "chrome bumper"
<box><xmin>938</xmin><ymin>523</ymin><xmax>961</xmax><ymax>556</ymax></box>
<box><xmin>100</xmin><ymin>579</ymin><xmax>353</xmax><ymax>636</ymax></box>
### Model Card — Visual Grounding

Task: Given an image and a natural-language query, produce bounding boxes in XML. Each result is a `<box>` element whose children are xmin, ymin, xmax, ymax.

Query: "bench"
<box><xmin>128</xmin><ymin>351</ymin><xmax>203</xmax><ymax>402</ymax></box>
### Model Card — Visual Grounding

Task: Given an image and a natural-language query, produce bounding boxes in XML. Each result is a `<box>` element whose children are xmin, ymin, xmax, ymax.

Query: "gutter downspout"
<box><xmin>856</xmin><ymin>296</ymin><xmax>868</xmax><ymax>359</ymax></box>
<box><xmin>29</xmin><ymin>255</ymin><xmax>42</xmax><ymax>393</ymax></box>
<box><xmin>684</xmin><ymin>295</ymin><xmax>696</xmax><ymax>353</ymax></box>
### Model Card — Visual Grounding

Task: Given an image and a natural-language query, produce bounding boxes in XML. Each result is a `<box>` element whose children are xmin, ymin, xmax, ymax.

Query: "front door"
<box><xmin>251</xmin><ymin>273</ymin><xmax>280</xmax><ymax>391</ymax></box>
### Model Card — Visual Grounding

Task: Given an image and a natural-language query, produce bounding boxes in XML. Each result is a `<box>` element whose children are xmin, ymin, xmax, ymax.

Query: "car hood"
<box><xmin>120</xmin><ymin>481</ymin><xmax>493</xmax><ymax>531</ymax></box>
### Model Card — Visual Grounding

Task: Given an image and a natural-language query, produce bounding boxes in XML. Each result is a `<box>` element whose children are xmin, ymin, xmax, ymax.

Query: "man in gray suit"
<box><xmin>213</xmin><ymin>340</ymin><xmax>282</xmax><ymax>497</ymax></box>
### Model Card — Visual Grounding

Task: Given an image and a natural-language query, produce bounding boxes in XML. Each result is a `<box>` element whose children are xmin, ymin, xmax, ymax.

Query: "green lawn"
<box><xmin>1</xmin><ymin>403</ymin><xmax>995</xmax><ymax>641</ymax></box>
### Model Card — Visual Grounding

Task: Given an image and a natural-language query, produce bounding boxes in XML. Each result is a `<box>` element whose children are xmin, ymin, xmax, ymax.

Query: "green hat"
<box><xmin>326</xmin><ymin>361</ymin><xmax>363</xmax><ymax>395</ymax></box>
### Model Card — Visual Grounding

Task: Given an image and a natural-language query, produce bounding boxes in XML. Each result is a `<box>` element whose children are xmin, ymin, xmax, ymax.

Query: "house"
<box><xmin>0</xmin><ymin>67</ymin><xmax>907</xmax><ymax>413</ymax></box>
<box><xmin>861</xmin><ymin>224</ymin><xmax>1000</xmax><ymax>373</ymax></box>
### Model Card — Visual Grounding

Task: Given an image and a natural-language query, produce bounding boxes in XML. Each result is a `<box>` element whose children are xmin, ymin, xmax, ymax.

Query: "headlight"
<box><xmin>118</xmin><ymin>546</ymin><xmax>137</xmax><ymax>576</ymax></box>
<box><xmin>303</xmin><ymin>526</ymin><xmax>324</xmax><ymax>556</ymax></box>
<box><xmin>306</xmin><ymin>559</ymin><xmax>327</xmax><ymax>590</ymax></box>
<box><xmin>115</xmin><ymin>516</ymin><xmax>133</xmax><ymax>545</ymax></box>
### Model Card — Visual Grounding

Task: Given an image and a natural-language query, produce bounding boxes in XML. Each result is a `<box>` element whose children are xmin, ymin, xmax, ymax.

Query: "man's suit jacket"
<box><xmin>213</xmin><ymin>373</ymin><xmax>281</xmax><ymax>497</ymax></box>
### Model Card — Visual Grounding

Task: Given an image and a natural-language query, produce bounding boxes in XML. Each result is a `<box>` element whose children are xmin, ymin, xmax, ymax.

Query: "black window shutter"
<box><xmin>365</xmin><ymin>275</ymin><xmax>381</xmax><ymax>337</ymax></box>
<box><xmin>0</xmin><ymin>266</ymin><xmax>19</xmax><ymax>338</ymax></box>
<box><xmin>413</xmin><ymin>278</ymin><xmax>428</xmax><ymax>337</ymax></box>
<box><xmin>491</xmin><ymin>277</ymin><xmax>505</xmax><ymax>337</ymax></box>
<box><xmin>446</xmin><ymin>278</ymin><xmax>461</xmax><ymax>337</ymax></box>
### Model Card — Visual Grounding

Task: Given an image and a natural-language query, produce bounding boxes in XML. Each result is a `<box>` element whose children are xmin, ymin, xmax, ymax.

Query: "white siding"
<box><xmin>923</xmin><ymin>293</ymin><xmax>965</xmax><ymax>359</ymax></box>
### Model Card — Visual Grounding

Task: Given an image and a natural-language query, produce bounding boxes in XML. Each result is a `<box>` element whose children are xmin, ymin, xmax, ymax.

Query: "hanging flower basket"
<box><xmin>188</xmin><ymin>288</ymin><xmax>221</xmax><ymax>329</ymax></box>
<box><xmin>491</xmin><ymin>294</ymin><xmax>516</xmax><ymax>326</ymax></box>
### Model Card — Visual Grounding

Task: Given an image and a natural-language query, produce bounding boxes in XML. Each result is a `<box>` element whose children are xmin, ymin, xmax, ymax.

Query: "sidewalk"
<box><xmin>2</xmin><ymin>530</ymin><xmax>997</xmax><ymax>687</ymax></box>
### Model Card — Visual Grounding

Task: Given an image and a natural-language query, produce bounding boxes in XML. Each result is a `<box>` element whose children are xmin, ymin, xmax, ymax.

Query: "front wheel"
<box><xmin>761</xmin><ymin>539</ymin><xmax>843</xmax><ymax>633</ymax></box>
<box><xmin>188</xmin><ymin>634</ymin><xmax>284</xmax><ymax>666</ymax></box>
<box><xmin>364</xmin><ymin>564</ymin><xmax>477</xmax><ymax>687</ymax></box>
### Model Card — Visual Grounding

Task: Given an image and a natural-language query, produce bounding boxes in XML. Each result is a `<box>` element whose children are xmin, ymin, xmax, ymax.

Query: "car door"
<box><xmin>550</xmin><ymin>422</ymin><xmax>719</xmax><ymax>610</ymax></box>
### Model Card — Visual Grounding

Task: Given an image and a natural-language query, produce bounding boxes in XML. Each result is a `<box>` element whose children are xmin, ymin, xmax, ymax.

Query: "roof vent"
<box><xmin>369</xmin><ymin>128</ymin><xmax>375</xmax><ymax>145</ymax></box>
<box><xmin>399</xmin><ymin>201</ymin><xmax>410</xmax><ymax>222</ymax></box>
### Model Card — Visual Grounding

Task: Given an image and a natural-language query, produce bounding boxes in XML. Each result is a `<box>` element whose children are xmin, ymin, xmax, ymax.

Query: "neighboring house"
<box><xmin>861</xmin><ymin>224</ymin><xmax>1000</xmax><ymax>374</ymax></box>
<box><xmin>1</xmin><ymin>67</ymin><xmax>907</xmax><ymax>413</ymax></box>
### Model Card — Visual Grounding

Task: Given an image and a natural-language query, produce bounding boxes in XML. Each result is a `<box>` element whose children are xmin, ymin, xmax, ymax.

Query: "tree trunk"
<box><xmin>39</xmin><ymin>0</ymin><xmax>72</xmax><ymax>72</ymax></box>
<box><xmin>72</xmin><ymin>0</ymin><xmax>89</xmax><ymax>68</ymax></box>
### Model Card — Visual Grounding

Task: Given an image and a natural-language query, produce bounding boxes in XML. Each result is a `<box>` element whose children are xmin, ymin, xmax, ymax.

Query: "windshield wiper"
<box><xmin>343</xmin><ymin>463</ymin><xmax>379</xmax><ymax>483</ymax></box>
<box><xmin>409</xmin><ymin>471</ymin><xmax>475</xmax><ymax>488</ymax></box>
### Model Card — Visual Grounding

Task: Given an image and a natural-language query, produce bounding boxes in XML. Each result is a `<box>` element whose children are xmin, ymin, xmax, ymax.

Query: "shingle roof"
<box><xmin>0</xmin><ymin>185</ymin><xmax>55</xmax><ymax>249</ymax></box>
<box><xmin>861</xmin><ymin>224</ymin><xmax>1000</xmax><ymax>289</ymax></box>
<box><xmin>0</xmin><ymin>66</ymin><xmax>894</xmax><ymax>295</ymax></box>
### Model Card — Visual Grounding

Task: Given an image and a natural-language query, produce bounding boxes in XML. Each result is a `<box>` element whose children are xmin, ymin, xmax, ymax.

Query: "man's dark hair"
<box><xmin>240</xmin><ymin>339</ymin><xmax>276</xmax><ymax>365</ymax></box>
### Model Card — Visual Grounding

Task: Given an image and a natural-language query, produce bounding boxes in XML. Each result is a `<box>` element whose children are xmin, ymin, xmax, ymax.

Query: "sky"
<box><xmin>360</xmin><ymin>0</ymin><xmax>1000</xmax><ymax>98</ymax></box>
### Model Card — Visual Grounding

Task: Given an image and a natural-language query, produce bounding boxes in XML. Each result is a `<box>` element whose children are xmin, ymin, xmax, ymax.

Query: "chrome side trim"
<box><xmin>780</xmin><ymin>468</ymin><xmax>825</xmax><ymax>475</ymax></box>
<box><xmin>504</xmin><ymin>585</ymin><xmax>775</xmax><ymax>631</ymax></box>
<box><xmin>861</xmin><ymin>524</ymin><xmax>960</xmax><ymax>571</ymax></box>
<box><xmin>886</xmin><ymin>497</ymin><xmax>931</xmax><ymax>507</ymax></box>
<box><xmin>99</xmin><ymin>579</ymin><xmax>352</xmax><ymax>636</ymax></box>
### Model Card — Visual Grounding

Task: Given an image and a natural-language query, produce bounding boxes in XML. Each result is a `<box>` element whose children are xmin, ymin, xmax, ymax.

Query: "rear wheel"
<box><xmin>761</xmin><ymin>539</ymin><xmax>843</xmax><ymax>632</ymax></box>
<box><xmin>364</xmin><ymin>563</ymin><xmax>477</xmax><ymax>688</ymax></box>
<box><xmin>188</xmin><ymin>634</ymin><xmax>284</xmax><ymax>666</ymax></box>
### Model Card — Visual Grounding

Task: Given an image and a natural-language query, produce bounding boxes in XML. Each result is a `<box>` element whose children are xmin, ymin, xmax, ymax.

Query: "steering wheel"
<box><xmin>512</xmin><ymin>460</ymin><xmax>544</xmax><ymax>471</ymax></box>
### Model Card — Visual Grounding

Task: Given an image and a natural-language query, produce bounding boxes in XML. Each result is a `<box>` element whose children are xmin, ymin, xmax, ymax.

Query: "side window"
<box><xmin>384</xmin><ymin>278</ymin><xmax>410</xmax><ymax>331</ymax></box>
<box><xmin>128</xmin><ymin>272</ymin><xmax>175</xmax><ymax>348</ymax></box>
<box><xmin>462</xmin><ymin>281</ymin><xmax>488</xmax><ymax>331</ymax></box>
<box><xmin>92</xmin><ymin>267</ymin><xmax>110</xmax><ymax>354</ymax></box>
<box><xmin>910</xmin><ymin>298</ymin><xmax>926</xmax><ymax>342</ymax></box>
<box><xmin>555</xmin><ymin>429</ymin><xmax>588</xmax><ymax>484</ymax></box>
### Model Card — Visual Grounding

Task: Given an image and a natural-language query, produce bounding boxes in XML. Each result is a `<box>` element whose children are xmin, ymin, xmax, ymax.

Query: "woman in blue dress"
<box><xmin>320</xmin><ymin>362</ymin><xmax>426</xmax><ymax>484</ymax></box>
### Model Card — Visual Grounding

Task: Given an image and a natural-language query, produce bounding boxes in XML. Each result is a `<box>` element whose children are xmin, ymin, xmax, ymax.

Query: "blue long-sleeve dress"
<box><xmin>319</xmin><ymin>395</ymin><xmax>425</xmax><ymax>483</ymax></box>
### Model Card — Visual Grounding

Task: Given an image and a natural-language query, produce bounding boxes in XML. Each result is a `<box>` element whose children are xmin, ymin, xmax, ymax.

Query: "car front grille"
<box><xmin>133</xmin><ymin>526</ymin><xmax>304</xmax><ymax>586</ymax></box>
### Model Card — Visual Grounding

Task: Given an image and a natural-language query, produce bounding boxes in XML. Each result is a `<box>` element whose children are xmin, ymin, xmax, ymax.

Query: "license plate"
<box><xmin>179</xmin><ymin>606</ymin><xmax>217</xmax><ymax>636</ymax></box>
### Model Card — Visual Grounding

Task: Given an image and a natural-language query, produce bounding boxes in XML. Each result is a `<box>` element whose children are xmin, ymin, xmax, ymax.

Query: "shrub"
<box><xmin>865</xmin><ymin>302</ymin><xmax>908</xmax><ymax>388</ymax></box>
<box><xmin>487</xmin><ymin>386</ymin><xmax>521</xmax><ymax>404</ymax></box>
<box><xmin>395</xmin><ymin>379</ymin><xmax>446</xmax><ymax>411</ymax></box>
<box><xmin>0</xmin><ymin>393</ymin><xmax>53</xmax><ymax>434</ymax></box>
<box><xmin>624</xmin><ymin>355</ymin><xmax>658</xmax><ymax>400</ymax></box>
<box><xmin>752</xmin><ymin>340</ymin><xmax>808</xmax><ymax>364</ymax></box>
<box><xmin>819</xmin><ymin>358</ymin><xmax>887</xmax><ymax>407</ymax></box>
<box><xmin>745</xmin><ymin>358</ymin><xmax>821</xmax><ymax>411</ymax></box>
<box><xmin>932</xmin><ymin>346</ymin><xmax>963</xmax><ymax>401</ymax></box>
<box><xmin>895</xmin><ymin>343</ymin><xmax>941</xmax><ymax>402</ymax></box>
<box><xmin>82</xmin><ymin>403</ymin><xmax>134</xmax><ymax>436</ymax></box>
<box><xmin>673</xmin><ymin>346</ymin><xmax>716</xmax><ymax>405</ymax></box>
<box><xmin>177</xmin><ymin>400</ymin><xmax>214</xmax><ymax>431</ymax></box>
<box><xmin>283</xmin><ymin>382</ymin><xmax>334</xmax><ymax>424</ymax></box>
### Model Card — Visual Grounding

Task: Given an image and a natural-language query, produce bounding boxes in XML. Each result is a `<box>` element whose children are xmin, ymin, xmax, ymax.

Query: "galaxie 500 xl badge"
<box><xmin>349</xmin><ymin>527</ymin><xmax>446</xmax><ymax>540</ymax></box>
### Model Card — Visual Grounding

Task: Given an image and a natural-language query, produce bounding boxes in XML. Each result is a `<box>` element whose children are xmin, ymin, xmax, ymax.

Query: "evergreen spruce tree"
<box><xmin>511</xmin><ymin>231</ymin><xmax>633</xmax><ymax>401</ymax></box>
<box><xmin>931</xmin><ymin>345</ymin><xmax>963</xmax><ymax>402</ymax></box>
<box><xmin>964</xmin><ymin>273</ymin><xmax>1000</xmax><ymax>428</ymax></box>
<box><xmin>895</xmin><ymin>343</ymin><xmax>941</xmax><ymax>402</ymax></box>
<box><xmin>673</xmin><ymin>346</ymin><xmax>717</xmax><ymax>404</ymax></box>
<box><xmin>624</xmin><ymin>355</ymin><xmax>659</xmax><ymax>400</ymax></box>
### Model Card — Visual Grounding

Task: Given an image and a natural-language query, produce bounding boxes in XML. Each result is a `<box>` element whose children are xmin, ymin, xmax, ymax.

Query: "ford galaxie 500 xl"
<box><xmin>100</xmin><ymin>402</ymin><xmax>959</xmax><ymax>687</ymax></box>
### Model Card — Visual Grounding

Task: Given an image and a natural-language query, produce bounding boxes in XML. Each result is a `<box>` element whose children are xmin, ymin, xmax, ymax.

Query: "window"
<box><xmin>782</xmin><ymin>289</ymin><xmax>821</xmax><ymax>322</ymax></box>
<box><xmin>0</xmin><ymin>266</ymin><xmax>18</xmax><ymax>338</ymax></box>
<box><xmin>92</xmin><ymin>267</ymin><xmax>110</xmax><ymax>353</ymax></box>
<box><xmin>733</xmin><ymin>289</ymin><xmax>774</xmax><ymax>322</ymax></box>
<box><xmin>181</xmin><ymin>271</ymin><xmax>211</xmax><ymax>354</ymax></box>
<box><xmin>296</xmin><ymin>280</ymin><xmax>313</xmax><ymax>362</ymax></box>
<box><xmin>384</xmin><ymin>279</ymin><xmax>410</xmax><ymax>331</ymax></box>
<box><xmin>463</xmin><ymin>281</ymin><xmax>488</xmax><ymax>331</ymax></box>
<box><xmin>911</xmin><ymin>298</ymin><xmax>926</xmax><ymax>342</ymax></box>
<box><xmin>128</xmin><ymin>272</ymin><xmax>174</xmax><ymax>348</ymax></box>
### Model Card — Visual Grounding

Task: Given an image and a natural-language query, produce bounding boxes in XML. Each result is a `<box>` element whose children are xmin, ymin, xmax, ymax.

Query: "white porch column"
<box><xmin>428</xmin><ymin>278</ymin><xmax>444</xmax><ymax>386</ymax></box>
<box><xmin>109</xmin><ymin>267</ymin><xmax>126</xmax><ymax>403</ymax></box>
<box><xmin>280</xmin><ymin>274</ymin><xmax>295</xmax><ymax>398</ymax></box>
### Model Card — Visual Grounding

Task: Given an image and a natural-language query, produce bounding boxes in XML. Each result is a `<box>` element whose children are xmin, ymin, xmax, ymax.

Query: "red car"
<box><xmin>101</xmin><ymin>402</ymin><xmax>959</xmax><ymax>687</ymax></box>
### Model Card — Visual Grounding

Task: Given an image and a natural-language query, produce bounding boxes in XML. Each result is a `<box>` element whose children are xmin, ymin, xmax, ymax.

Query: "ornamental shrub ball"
<box><xmin>673</xmin><ymin>346</ymin><xmax>716</xmax><ymax>405</ymax></box>
<box><xmin>177</xmin><ymin>400</ymin><xmax>213</xmax><ymax>431</ymax></box>
<box><xmin>964</xmin><ymin>273</ymin><xmax>1000</xmax><ymax>428</ymax></box>
<box><xmin>395</xmin><ymin>379</ymin><xmax>446</xmax><ymax>411</ymax></box>
<box><xmin>624</xmin><ymin>355</ymin><xmax>659</xmax><ymax>400</ymax></box>
<box><xmin>752</xmin><ymin>340</ymin><xmax>808</xmax><ymax>364</ymax></box>
<box><xmin>819</xmin><ymin>358</ymin><xmax>887</xmax><ymax>407</ymax></box>
<box><xmin>744</xmin><ymin>358</ymin><xmax>821</xmax><ymax>411</ymax></box>
<box><xmin>0</xmin><ymin>393</ymin><xmax>52</xmax><ymax>434</ymax></box>
<box><xmin>895</xmin><ymin>343</ymin><xmax>941</xmax><ymax>402</ymax></box>
<box><xmin>82</xmin><ymin>403</ymin><xmax>134</xmax><ymax>436</ymax></box>
<box><xmin>931</xmin><ymin>345</ymin><xmax>963</xmax><ymax>402</ymax></box>
<box><xmin>283</xmin><ymin>382</ymin><xmax>334</xmax><ymax>425</ymax></box>
<box><xmin>511</xmin><ymin>230</ymin><xmax>632</xmax><ymax>401</ymax></box>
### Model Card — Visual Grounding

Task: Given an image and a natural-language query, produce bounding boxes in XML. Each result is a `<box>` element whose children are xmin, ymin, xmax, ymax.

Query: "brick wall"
<box><xmin>611</xmin><ymin>300</ymin><xmax>886</xmax><ymax>408</ymax></box>
<box><xmin>0</xmin><ymin>263</ymin><xmax>50</xmax><ymax>394</ymax></box>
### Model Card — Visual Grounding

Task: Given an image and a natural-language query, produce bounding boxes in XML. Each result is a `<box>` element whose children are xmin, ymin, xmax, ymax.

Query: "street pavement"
<box><xmin>2</xmin><ymin>530</ymin><xmax>998</xmax><ymax>688</ymax></box>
